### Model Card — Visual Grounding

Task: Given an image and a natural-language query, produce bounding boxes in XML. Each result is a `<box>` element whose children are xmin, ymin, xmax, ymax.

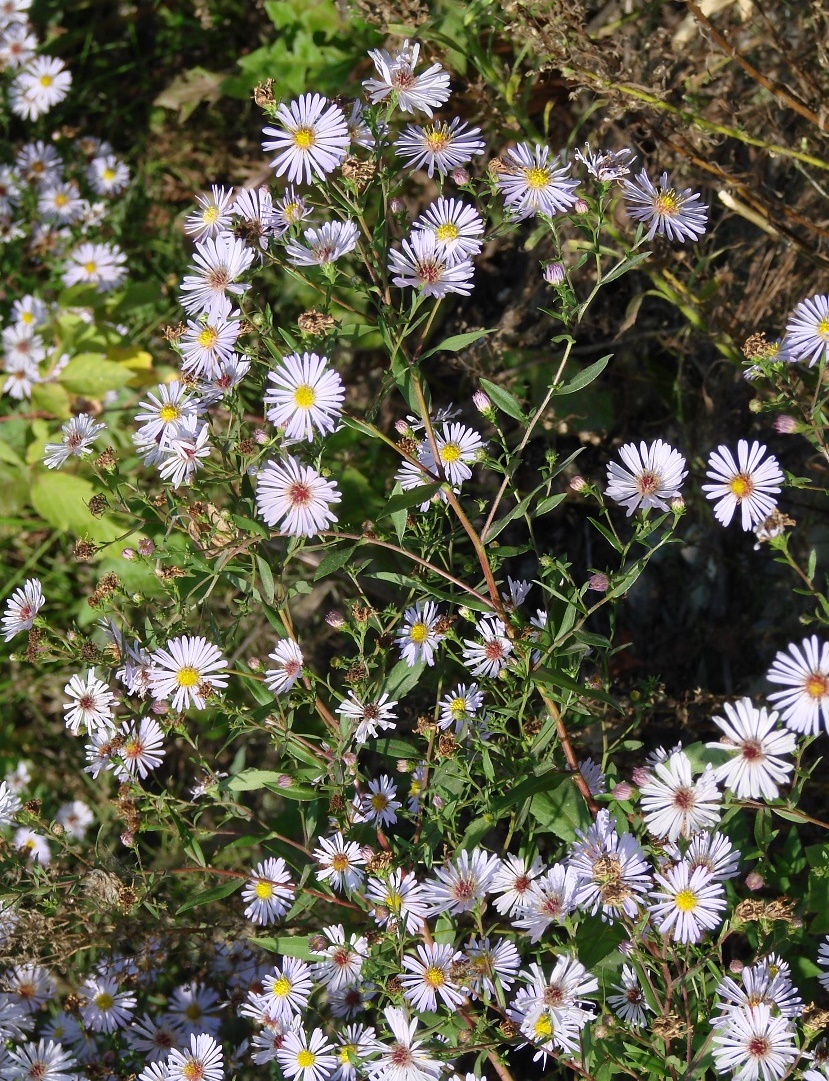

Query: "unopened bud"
<box><xmin>543</xmin><ymin>261</ymin><xmax>565</xmax><ymax>286</ymax></box>
<box><xmin>277</xmin><ymin>774</ymin><xmax>293</xmax><ymax>789</ymax></box>
<box><xmin>451</xmin><ymin>167</ymin><xmax>470</xmax><ymax>185</ymax></box>
<box><xmin>745</xmin><ymin>871</ymin><xmax>764</xmax><ymax>891</ymax></box>
<box><xmin>151</xmin><ymin>699</ymin><xmax>168</xmax><ymax>716</ymax></box>
<box><xmin>254</xmin><ymin>428</ymin><xmax>268</xmax><ymax>444</ymax></box>
<box><xmin>120</xmin><ymin>831</ymin><xmax>135</xmax><ymax>847</ymax></box>
<box><xmin>325</xmin><ymin>610</ymin><xmax>345</xmax><ymax>628</ymax></box>
<box><xmin>569</xmin><ymin>475</ymin><xmax>587</xmax><ymax>492</ymax></box>
<box><xmin>588</xmin><ymin>572</ymin><xmax>609</xmax><ymax>592</ymax></box>
<box><xmin>248</xmin><ymin>656</ymin><xmax>261</xmax><ymax>671</ymax></box>
<box><xmin>671</xmin><ymin>495</ymin><xmax>685</xmax><ymax>513</ymax></box>
<box><xmin>395</xmin><ymin>418</ymin><xmax>411</xmax><ymax>436</ymax></box>
<box><xmin>631</xmin><ymin>766</ymin><xmax>651</xmax><ymax>787</ymax></box>
<box><xmin>472</xmin><ymin>389</ymin><xmax>492</xmax><ymax>414</ymax></box>
<box><xmin>773</xmin><ymin>415</ymin><xmax>798</xmax><ymax>434</ymax></box>
<box><xmin>748</xmin><ymin>397</ymin><xmax>763</xmax><ymax>413</ymax></box>
<box><xmin>389</xmin><ymin>197</ymin><xmax>406</xmax><ymax>215</ymax></box>
<box><xmin>574</xmin><ymin>197</ymin><xmax>589</xmax><ymax>214</ymax></box>
<box><xmin>729</xmin><ymin>959</ymin><xmax>744</xmax><ymax>974</ymax></box>
<box><xmin>612</xmin><ymin>781</ymin><xmax>634</xmax><ymax>800</ymax></box>
<box><xmin>121</xmin><ymin>547</ymin><xmax>136</xmax><ymax>561</ymax></box>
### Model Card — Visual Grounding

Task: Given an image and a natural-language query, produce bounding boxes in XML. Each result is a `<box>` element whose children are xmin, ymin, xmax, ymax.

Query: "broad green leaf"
<box><xmin>30</xmin><ymin>472</ymin><xmax>125</xmax><ymax>544</ymax></box>
<box><xmin>256</xmin><ymin>555</ymin><xmax>275</xmax><ymax>604</ymax></box>
<box><xmin>249</xmin><ymin>935</ymin><xmax>312</xmax><ymax>958</ymax></box>
<box><xmin>383</xmin><ymin>658</ymin><xmax>425</xmax><ymax>700</ymax></box>
<box><xmin>176</xmin><ymin>877</ymin><xmax>243</xmax><ymax>914</ymax></box>
<box><xmin>30</xmin><ymin>382</ymin><xmax>71</xmax><ymax>419</ymax></box>
<box><xmin>420</xmin><ymin>329</ymin><xmax>494</xmax><ymax>360</ymax></box>
<box><xmin>381</xmin><ymin>482</ymin><xmax>441</xmax><ymax>518</ymax></box>
<box><xmin>479</xmin><ymin>378</ymin><xmax>526</xmax><ymax>421</ymax></box>
<box><xmin>530</xmin><ymin>776</ymin><xmax>592</xmax><ymax>841</ymax></box>
<box><xmin>60</xmin><ymin>353</ymin><xmax>135</xmax><ymax>397</ymax></box>
<box><xmin>313</xmin><ymin>543</ymin><xmax>359</xmax><ymax>581</ymax></box>
<box><xmin>374</xmin><ymin>737</ymin><xmax>421</xmax><ymax>760</ymax></box>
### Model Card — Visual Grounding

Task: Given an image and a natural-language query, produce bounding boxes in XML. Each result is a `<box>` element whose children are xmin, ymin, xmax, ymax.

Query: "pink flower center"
<box><xmin>286</xmin><ymin>481</ymin><xmax>312</xmax><ymax>507</ymax></box>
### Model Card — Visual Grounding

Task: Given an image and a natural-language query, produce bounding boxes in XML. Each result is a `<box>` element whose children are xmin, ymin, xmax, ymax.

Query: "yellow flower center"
<box><xmin>818</xmin><ymin>315</ymin><xmax>829</xmax><ymax>340</ymax></box>
<box><xmin>450</xmin><ymin>696</ymin><xmax>466</xmax><ymax>716</ymax></box>
<box><xmin>94</xmin><ymin>992</ymin><xmax>114</xmax><ymax>1010</ymax></box>
<box><xmin>293</xmin><ymin>383</ymin><xmax>316</xmax><ymax>409</ymax></box>
<box><xmin>20</xmin><ymin>312</ymin><xmax>33</xmax><ymax>324</ymax></box>
<box><xmin>533</xmin><ymin>1013</ymin><xmax>552</xmax><ymax>1038</ymax></box>
<box><xmin>284</xmin><ymin>201</ymin><xmax>302</xmax><ymax>222</ymax></box>
<box><xmin>296</xmin><ymin>1050</ymin><xmax>316</xmax><ymax>1068</ymax></box>
<box><xmin>440</xmin><ymin>441</ymin><xmax>462</xmax><ymax>464</ymax></box>
<box><xmin>435</xmin><ymin>222</ymin><xmax>459</xmax><ymax>242</ymax></box>
<box><xmin>424</xmin><ymin>965</ymin><xmax>445</xmax><ymax>987</ymax></box>
<box><xmin>654</xmin><ymin>189</ymin><xmax>681</xmax><ymax>216</ymax></box>
<box><xmin>202</xmin><ymin>205</ymin><xmax>219</xmax><ymax>225</ymax></box>
<box><xmin>84</xmin><ymin>261</ymin><xmax>97</xmax><ymax>274</ymax></box>
<box><xmin>39</xmin><ymin>74</ymin><xmax>53</xmax><ymax>87</ymax></box>
<box><xmin>523</xmin><ymin>166</ymin><xmax>550</xmax><ymax>190</ymax></box>
<box><xmin>409</xmin><ymin>778</ymin><xmax>422</xmax><ymax>796</ymax></box>
<box><xmin>176</xmin><ymin>666</ymin><xmax>200</xmax><ymax>688</ymax></box>
<box><xmin>103</xmin><ymin>168</ymin><xmax>116</xmax><ymax>181</ymax></box>
<box><xmin>729</xmin><ymin>473</ymin><xmax>754</xmax><ymax>500</ymax></box>
<box><xmin>54</xmin><ymin>193</ymin><xmax>68</xmax><ymax>207</ymax></box>
<box><xmin>185</xmin><ymin>1003</ymin><xmax>202</xmax><ymax>1020</ymax></box>
<box><xmin>384</xmin><ymin>890</ymin><xmax>402</xmax><ymax>912</ymax></box>
<box><xmin>293</xmin><ymin>127</ymin><xmax>316</xmax><ymax>149</ymax></box>
<box><xmin>806</xmin><ymin>673</ymin><xmax>829</xmax><ymax>699</ymax></box>
<box><xmin>255</xmin><ymin>880</ymin><xmax>274</xmax><ymax>899</ymax></box>
<box><xmin>197</xmin><ymin>327</ymin><xmax>218</xmax><ymax>348</ymax></box>
<box><xmin>331</xmin><ymin>853</ymin><xmax>350</xmax><ymax>871</ymax></box>
<box><xmin>182</xmin><ymin>1061</ymin><xmax>204</xmax><ymax>1081</ymax></box>
<box><xmin>159</xmin><ymin>404</ymin><xmax>180</xmax><ymax>423</ymax></box>
<box><xmin>270</xmin><ymin>976</ymin><xmax>291</xmax><ymax>998</ymax></box>
<box><xmin>409</xmin><ymin>621</ymin><xmax>429</xmax><ymax>643</ymax></box>
<box><xmin>424</xmin><ymin>126</ymin><xmax>451</xmax><ymax>152</ymax></box>
<box><xmin>370</xmin><ymin>793</ymin><xmax>389</xmax><ymax>811</ymax></box>
<box><xmin>339</xmin><ymin>1044</ymin><xmax>356</xmax><ymax>1064</ymax></box>
<box><xmin>674</xmin><ymin>888</ymin><xmax>697</xmax><ymax>912</ymax></box>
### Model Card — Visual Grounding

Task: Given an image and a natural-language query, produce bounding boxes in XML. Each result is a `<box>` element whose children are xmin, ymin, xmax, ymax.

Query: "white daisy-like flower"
<box><xmin>3</xmin><ymin>355</ymin><xmax>39</xmax><ymax>400</ymax></box>
<box><xmin>264</xmin><ymin>639</ymin><xmax>304</xmax><ymax>695</ymax></box>
<box><xmin>640</xmin><ymin>749</ymin><xmax>721</xmax><ymax>840</ymax></box>
<box><xmin>354</xmin><ymin>775</ymin><xmax>401</xmax><ymax>828</ymax></box>
<box><xmin>336</xmin><ymin>690</ymin><xmax>398</xmax><ymax>744</ymax></box>
<box><xmin>621</xmin><ymin>168</ymin><xmax>708</xmax><ymax>243</ymax></box>
<box><xmin>180</xmin><ymin>310</ymin><xmax>241</xmax><ymax>377</ymax></box>
<box><xmin>255</xmin><ymin>456</ymin><xmax>341</xmax><ymax>537</ymax></box>
<box><xmin>702</xmin><ymin>441</ymin><xmax>784</xmax><ymax>531</ymax></box>
<box><xmin>284</xmin><ymin>220</ymin><xmax>359</xmax><ymax>266</ymax></box>
<box><xmin>706</xmin><ymin>698</ymin><xmax>795</xmax><ymax>801</ymax></box>
<box><xmin>395</xmin><ymin>118</ymin><xmax>485</xmax><ymax>178</ymax></box>
<box><xmin>490</xmin><ymin>853</ymin><xmax>544</xmax><ymax>915</ymax></box>
<box><xmin>365</xmin><ymin>869</ymin><xmax>427</xmax><ymax>935</ymax></box>
<box><xmin>461</xmin><ymin>615</ymin><xmax>513</xmax><ymax>678</ymax></box>
<box><xmin>166</xmin><ymin>1033</ymin><xmax>223</xmax><ymax>1081</ymax></box>
<box><xmin>164</xmin><ymin>984</ymin><xmax>222</xmax><ymax>1039</ymax></box>
<box><xmin>363</xmin><ymin>39</ymin><xmax>450</xmax><ymax>116</ymax></box>
<box><xmin>277</xmin><ymin>1026</ymin><xmax>336</xmax><ymax>1081</ymax></box>
<box><xmin>675</xmin><ymin>831</ymin><xmax>741</xmax><ymax>881</ymax></box>
<box><xmin>179</xmin><ymin>233</ymin><xmax>254</xmax><ymax>316</ymax></box>
<box><xmin>396</xmin><ymin>600</ymin><xmax>444</xmax><ymax>667</ymax></box>
<box><xmin>262</xmin><ymin>958</ymin><xmax>314</xmax><ymax>1022</ymax></box>
<box><xmin>574</xmin><ymin>143</ymin><xmax>635</xmax><ymax>183</ymax></box>
<box><xmin>272</xmin><ymin>186</ymin><xmax>312</xmax><ymax>234</ymax></box>
<box><xmin>464</xmin><ymin>935</ymin><xmax>521</xmax><ymax>998</ymax></box>
<box><xmin>126</xmin><ymin>1013</ymin><xmax>185</xmax><ymax>1061</ymax></box>
<box><xmin>157</xmin><ymin>416</ymin><xmax>211</xmax><ymax>488</ymax></box>
<box><xmin>63</xmin><ymin>241</ymin><xmax>127</xmax><ymax>292</ymax></box>
<box><xmin>437</xmin><ymin>682</ymin><xmax>483</xmax><ymax>730</ymax></box>
<box><xmin>232</xmin><ymin>186</ymin><xmax>275</xmax><ymax>249</ymax></box>
<box><xmin>3</xmin><ymin>323</ymin><xmax>44</xmax><ymax>367</ymax></box>
<box><xmin>605</xmin><ymin>439</ymin><xmax>687</xmax><ymax>515</ymax></box>
<box><xmin>242</xmin><ymin>857</ymin><xmax>295</xmax><ymax>925</ymax></box>
<box><xmin>42</xmin><ymin>413</ymin><xmax>107</xmax><ymax>469</ymax></box>
<box><xmin>0</xmin><ymin>22</ymin><xmax>37</xmax><ymax>70</ymax></box>
<box><xmin>4</xmin><ymin>960</ymin><xmax>52</xmax><ymax>1010</ymax></box>
<box><xmin>63</xmin><ymin>670</ymin><xmax>117</xmax><ymax>736</ymax></box>
<box><xmin>511</xmin><ymin>864</ymin><xmax>579</xmax><ymax>942</ymax></box>
<box><xmin>11</xmin><ymin>295</ymin><xmax>47</xmax><ymax>330</ymax></box>
<box><xmin>16</xmin><ymin>141</ymin><xmax>62</xmax><ymax>186</ymax></box>
<box><xmin>346</xmin><ymin>100</ymin><xmax>376</xmax><ymax>149</ymax></box>
<box><xmin>714</xmin><ymin>956</ymin><xmax>803</xmax><ymax>1022</ymax></box>
<box><xmin>7</xmin><ymin>1039</ymin><xmax>77</xmax><ymax>1081</ymax></box>
<box><xmin>426</xmin><ymin>421</ymin><xmax>484</xmax><ymax>485</ymax></box>
<box><xmin>263</xmin><ymin>93</ymin><xmax>349</xmax><ymax>185</ymax></box>
<box><xmin>370</xmin><ymin>1006</ymin><xmax>441</xmax><ymax>1081</ymax></box>
<box><xmin>87</xmin><ymin>154</ymin><xmax>130</xmax><ymax>197</ymax></box>
<box><xmin>2</xmin><ymin>578</ymin><xmax>44</xmax><ymax>641</ymax></box>
<box><xmin>55</xmin><ymin>800</ymin><xmax>93</xmax><ymax>840</ymax></box>
<box><xmin>114</xmin><ymin>718</ymin><xmax>166</xmax><ymax>781</ymax></box>
<box><xmin>134</xmin><ymin>381</ymin><xmax>201</xmax><ymax>446</ymax></box>
<box><xmin>0</xmin><ymin>780</ymin><xmax>21</xmax><ymax>827</ymax></box>
<box><xmin>80</xmin><ymin>976</ymin><xmax>136</xmax><ymax>1032</ymax></box>
<box><xmin>573</xmin><ymin>757</ymin><xmax>606</xmax><ymax>795</ymax></box>
<box><xmin>313</xmin><ymin>833</ymin><xmax>366</xmax><ymax>892</ymax></box>
<box><xmin>265</xmin><ymin>352</ymin><xmax>345</xmax><ymax>442</ymax></box>
<box><xmin>389</xmin><ymin>229</ymin><xmax>474</xmax><ymax>297</ymax></box>
<box><xmin>311</xmin><ymin>925</ymin><xmax>368</xmax><ymax>991</ymax></box>
<box><xmin>184</xmin><ymin>184</ymin><xmax>235</xmax><ymax>241</ymax></box>
<box><xmin>568</xmin><ymin>808</ymin><xmax>652</xmax><ymax>922</ymax></box>
<box><xmin>422</xmin><ymin>847</ymin><xmax>500</xmax><ymax>916</ymax></box>
<box><xmin>783</xmin><ymin>293</ymin><xmax>829</xmax><ymax>367</ymax></box>
<box><xmin>607</xmin><ymin>966</ymin><xmax>651</xmax><ymax>1027</ymax></box>
<box><xmin>497</xmin><ymin>143</ymin><xmax>580</xmax><ymax>220</ymax></box>
<box><xmin>10</xmin><ymin>56</ymin><xmax>72</xmax><ymax>120</ymax></box>
<box><xmin>37</xmin><ymin>180</ymin><xmax>84</xmax><ymax>224</ymax></box>
<box><xmin>649</xmin><ymin>862</ymin><xmax>726</xmax><ymax>943</ymax></box>
<box><xmin>149</xmin><ymin>635</ymin><xmax>228</xmax><ymax>711</ymax></box>
<box><xmin>767</xmin><ymin>635</ymin><xmax>829</xmax><ymax>735</ymax></box>
<box><xmin>710</xmin><ymin>1003</ymin><xmax>797</xmax><ymax>1081</ymax></box>
<box><xmin>400</xmin><ymin>942</ymin><xmax>464</xmax><ymax>1014</ymax></box>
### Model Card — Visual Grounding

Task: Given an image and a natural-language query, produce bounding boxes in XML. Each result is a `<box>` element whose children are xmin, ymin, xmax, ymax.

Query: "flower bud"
<box><xmin>151</xmin><ymin>699</ymin><xmax>168</xmax><ymax>716</ymax></box>
<box><xmin>389</xmin><ymin>197</ymin><xmax>406</xmax><ymax>215</ymax></box>
<box><xmin>612</xmin><ymin>781</ymin><xmax>634</xmax><ymax>801</ymax></box>
<box><xmin>773</xmin><ymin>414</ymin><xmax>798</xmax><ymax>434</ymax></box>
<box><xmin>253</xmin><ymin>428</ymin><xmax>268</xmax><ymax>444</ymax></box>
<box><xmin>121</xmin><ymin>547</ymin><xmax>136</xmax><ymax>561</ymax></box>
<box><xmin>729</xmin><ymin>959</ymin><xmax>744</xmax><ymax>974</ymax></box>
<box><xmin>120</xmin><ymin>831</ymin><xmax>135</xmax><ymax>847</ymax></box>
<box><xmin>671</xmin><ymin>495</ymin><xmax>685</xmax><ymax>513</ymax></box>
<box><xmin>745</xmin><ymin>871</ymin><xmax>764</xmax><ymax>891</ymax></box>
<box><xmin>631</xmin><ymin>766</ymin><xmax>651</xmax><ymax>787</ymax></box>
<box><xmin>137</xmin><ymin>538</ymin><xmax>155</xmax><ymax>557</ymax></box>
<box><xmin>574</xmin><ymin>197</ymin><xmax>589</xmax><ymax>214</ymax></box>
<box><xmin>451</xmin><ymin>167</ymin><xmax>470</xmax><ymax>185</ymax></box>
<box><xmin>325</xmin><ymin>610</ymin><xmax>345</xmax><ymax>628</ymax></box>
<box><xmin>588</xmin><ymin>572</ymin><xmax>609</xmax><ymax>592</ymax></box>
<box><xmin>569</xmin><ymin>475</ymin><xmax>587</xmax><ymax>492</ymax></box>
<box><xmin>543</xmin><ymin>261</ymin><xmax>565</xmax><ymax>286</ymax></box>
<box><xmin>277</xmin><ymin>774</ymin><xmax>293</xmax><ymax>789</ymax></box>
<box><xmin>472</xmin><ymin>389</ymin><xmax>492</xmax><ymax>414</ymax></box>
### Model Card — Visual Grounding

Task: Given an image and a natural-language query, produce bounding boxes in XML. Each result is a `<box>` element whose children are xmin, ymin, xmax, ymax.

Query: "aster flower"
<box><xmin>232</xmin><ymin>185</ymin><xmax>276</xmax><ymax>249</ymax></box>
<box><xmin>714</xmin><ymin>957</ymin><xmax>803</xmax><ymax>1022</ymax></box>
<box><xmin>649</xmin><ymin>862</ymin><xmax>726</xmax><ymax>943</ymax></box>
<box><xmin>363</xmin><ymin>39</ymin><xmax>450</xmax><ymax>116</ymax></box>
<box><xmin>11</xmin><ymin>295</ymin><xmax>47</xmax><ymax>330</ymax></box>
<box><xmin>422</xmin><ymin>847</ymin><xmax>500</xmax><ymax>915</ymax></box>
<box><xmin>7</xmin><ymin>1039</ymin><xmax>77</xmax><ymax>1081</ymax></box>
<box><xmin>622</xmin><ymin>168</ymin><xmax>708</xmax><ymax>242</ymax></box>
<box><xmin>676</xmin><ymin>831</ymin><xmax>741</xmax><ymax>882</ymax></box>
<box><xmin>272</xmin><ymin>186</ymin><xmax>312</xmax><ymax>234</ymax></box>
<box><xmin>37</xmin><ymin>180</ymin><xmax>84</xmax><ymax>224</ymax></box>
<box><xmin>43</xmin><ymin>413</ymin><xmax>107</xmax><ymax>469</ymax></box>
<box><xmin>87</xmin><ymin>154</ymin><xmax>130</xmax><ymax>197</ymax></box>
<box><xmin>55</xmin><ymin>800</ymin><xmax>93</xmax><ymax>840</ymax></box>
<box><xmin>412</xmin><ymin>197</ymin><xmax>484</xmax><ymax>262</ymax></box>
<box><xmin>166</xmin><ymin>1033</ymin><xmax>223</xmax><ymax>1081</ymax></box>
<box><xmin>242</xmin><ymin>857</ymin><xmax>295</xmax><ymax>925</ymax></box>
<box><xmin>126</xmin><ymin>1013</ymin><xmax>185</xmax><ymax>1061</ymax></box>
<box><xmin>0</xmin><ymin>780</ymin><xmax>21</xmax><ymax>827</ymax></box>
<box><xmin>2</xmin><ymin>578</ymin><xmax>43</xmax><ymax>641</ymax></box>
<box><xmin>574</xmin><ymin>143</ymin><xmax>635</xmax><ymax>183</ymax></box>
<box><xmin>10</xmin><ymin>56</ymin><xmax>72</xmax><ymax>120</ymax></box>
<box><xmin>149</xmin><ymin>634</ymin><xmax>228</xmax><ymax>711</ymax></box>
<box><xmin>255</xmin><ymin>456</ymin><xmax>341</xmax><ymax>537</ymax></box>
<box><xmin>179</xmin><ymin>233</ymin><xmax>254</xmax><ymax>316</ymax></box>
<box><xmin>400</xmin><ymin>943</ymin><xmax>465</xmax><ymax>1013</ymax></box>
<box><xmin>396</xmin><ymin>600</ymin><xmax>444</xmax><ymax>666</ymax></box>
<box><xmin>63</xmin><ymin>241</ymin><xmax>127</xmax><ymax>292</ymax></box>
<box><xmin>766</xmin><ymin>635</ymin><xmax>829</xmax><ymax>735</ymax></box>
<box><xmin>427</xmin><ymin>421</ymin><xmax>484</xmax><ymax>485</ymax></box>
<box><xmin>184</xmin><ymin>184</ymin><xmax>235</xmax><ymax>241</ymax></box>
<box><xmin>710</xmin><ymin>1003</ymin><xmax>796</xmax><ymax>1081</ymax></box>
<box><xmin>354</xmin><ymin>775</ymin><xmax>401</xmax><ymax>828</ymax></box>
<box><xmin>336</xmin><ymin>690</ymin><xmax>398</xmax><ymax>743</ymax></box>
<box><xmin>639</xmin><ymin>749</ymin><xmax>722</xmax><ymax>840</ymax></box>
<box><xmin>702</xmin><ymin>441</ymin><xmax>784</xmax><ymax>531</ymax></box>
<box><xmin>277</xmin><ymin>1027</ymin><xmax>336</xmax><ymax>1081</ymax></box>
<box><xmin>63</xmin><ymin>670</ymin><xmax>117</xmax><ymax>736</ymax></box>
<box><xmin>784</xmin><ymin>293</ymin><xmax>829</xmax><ymax>367</ymax></box>
<box><xmin>265</xmin><ymin>352</ymin><xmax>345</xmax><ymax>442</ymax></box>
<box><xmin>706</xmin><ymin>698</ymin><xmax>795</xmax><ymax>800</ymax></box>
<box><xmin>464</xmin><ymin>935</ymin><xmax>521</xmax><ymax>998</ymax></box>
<box><xmin>165</xmin><ymin>984</ymin><xmax>222</xmax><ymax>1039</ymax></box>
<box><xmin>370</xmin><ymin>1006</ymin><xmax>441</xmax><ymax>1081</ymax></box>
<box><xmin>395</xmin><ymin>118</ymin><xmax>485</xmax><ymax>178</ymax></box>
<box><xmin>568</xmin><ymin>809</ymin><xmax>652</xmax><ymax>921</ymax></box>
<box><xmin>16</xmin><ymin>141</ymin><xmax>62</xmax><ymax>186</ymax></box>
<box><xmin>346</xmin><ymin>100</ymin><xmax>376</xmax><ymax>150</ymax></box>
<box><xmin>511</xmin><ymin>864</ymin><xmax>579</xmax><ymax>941</ymax></box>
<box><xmin>157</xmin><ymin>416</ymin><xmax>211</xmax><ymax>487</ymax></box>
<box><xmin>313</xmin><ymin>833</ymin><xmax>366</xmax><ymax>892</ymax></box>
<box><xmin>437</xmin><ymin>682</ymin><xmax>484</xmax><ymax>731</ymax></box>
<box><xmin>285</xmin><ymin>220</ymin><xmax>360</xmax><ymax>266</ymax></box>
<box><xmin>491</xmin><ymin>853</ymin><xmax>544</xmax><ymax>915</ymax></box>
<box><xmin>497</xmin><ymin>143</ymin><xmax>580</xmax><ymax>220</ymax></box>
<box><xmin>0</xmin><ymin>21</ymin><xmax>37</xmax><ymax>70</ymax></box>
<box><xmin>80</xmin><ymin>977</ymin><xmax>136</xmax><ymax>1032</ymax></box>
<box><xmin>3</xmin><ymin>356</ymin><xmax>38</xmax><ymax>400</ymax></box>
<box><xmin>263</xmin><ymin>93</ymin><xmax>349</xmax><ymax>185</ymax></box>
<box><xmin>389</xmin><ymin>229</ymin><xmax>474</xmax><ymax>297</ymax></box>
<box><xmin>462</xmin><ymin>615</ymin><xmax>513</xmax><ymax>678</ymax></box>
<box><xmin>134</xmin><ymin>381</ymin><xmax>201</xmax><ymax>446</ymax></box>
<box><xmin>180</xmin><ymin>310</ymin><xmax>241</xmax><ymax>377</ymax></box>
<box><xmin>264</xmin><ymin>639</ymin><xmax>304</xmax><ymax>695</ymax></box>
<box><xmin>262</xmin><ymin>957</ymin><xmax>314</xmax><ymax>1022</ymax></box>
<box><xmin>608</xmin><ymin>966</ymin><xmax>651</xmax><ymax>1027</ymax></box>
<box><xmin>114</xmin><ymin>718</ymin><xmax>166</xmax><ymax>781</ymax></box>
<box><xmin>311</xmin><ymin>925</ymin><xmax>367</xmax><ymax>991</ymax></box>
<box><xmin>605</xmin><ymin>439</ymin><xmax>687</xmax><ymax>515</ymax></box>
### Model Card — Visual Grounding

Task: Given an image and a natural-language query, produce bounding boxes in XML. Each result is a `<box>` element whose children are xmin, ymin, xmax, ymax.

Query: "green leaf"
<box><xmin>249</xmin><ymin>935</ymin><xmax>312</xmax><ymax>958</ymax></box>
<box><xmin>256</xmin><ymin>555</ymin><xmax>275</xmax><ymax>604</ymax></box>
<box><xmin>489</xmin><ymin>767</ymin><xmax>561</xmax><ymax>817</ymax></box>
<box><xmin>600</xmin><ymin>251</ymin><xmax>650</xmax><ymax>284</ymax></box>
<box><xmin>383</xmin><ymin>658</ymin><xmax>426</xmax><ymax>700</ymax></box>
<box><xmin>479</xmin><ymin>378</ymin><xmax>526</xmax><ymax>421</ymax></box>
<box><xmin>553</xmin><ymin>354</ymin><xmax>612</xmax><ymax>396</ymax></box>
<box><xmin>380</xmin><ymin>482</ymin><xmax>441</xmax><ymax>518</ymax></box>
<box><xmin>29</xmin><ymin>472</ymin><xmax>125</xmax><ymax>544</ymax></box>
<box><xmin>530</xmin><ymin>776</ymin><xmax>592</xmax><ymax>841</ymax></box>
<box><xmin>176</xmin><ymin>877</ymin><xmax>243</xmax><ymax>914</ymax></box>
<box><xmin>30</xmin><ymin>382</ymin><xmax>71</xmax><ymax>419</ymax></box>
<box><xmin>224</xmin><ymin>769</ymin><xmax>318</xmax><ymax>801</ymax></box>
<box><xmin>374</xmin><ymin>737</ymin><xmax>421</xmax><ymax>759</ymax></box>
<box><xmin>420</xmin><ymin>329</ymin><xmax>494</xmax><ymax>360</ymax></box>
<box><xmin>59</xmin><ymin>353</ymin><xmax>137</xmax><ymax>397</ymax></box>
<box><xmin>313</xmin><ymin>543</ymin><xmax>359</xmax><ymax>581</ymax></box>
